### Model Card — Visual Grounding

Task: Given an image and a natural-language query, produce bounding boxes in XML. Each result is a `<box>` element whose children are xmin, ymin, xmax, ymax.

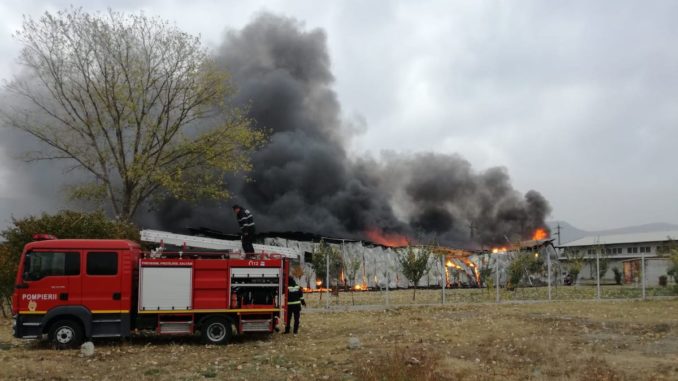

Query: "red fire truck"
<box><xmin>11</xmin><ymin>230</ymin><xmax>299</xmax><ymax>349</ymax></box>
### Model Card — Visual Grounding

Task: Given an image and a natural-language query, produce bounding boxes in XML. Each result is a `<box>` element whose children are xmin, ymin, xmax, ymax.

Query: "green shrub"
<box><xmin>612</xmin><ymin>267</ymin><xmax>623</xmax><ymax>285</ymax></box>
<box><xmin>507</xmin><ymin>252</ymin><xmax>543</xmax><ymax>290</ymax></box>
<box><xmin>0</xmin><ymin>210</ymin><xmax>139</xmax><ymax>308</ymax></box>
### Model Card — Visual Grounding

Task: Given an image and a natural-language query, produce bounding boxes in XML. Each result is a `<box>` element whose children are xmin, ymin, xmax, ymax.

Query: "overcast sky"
<box><xmin>0</xmin><ymin>0</ymin><xmax>677</xmax><ymax>231</ymax></box>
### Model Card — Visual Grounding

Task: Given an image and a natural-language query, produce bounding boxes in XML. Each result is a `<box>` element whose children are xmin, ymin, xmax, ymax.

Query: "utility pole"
<box><xmin>552</xmin><ymin>223</ymin><xmax>562</xmax><ymax>246</ymax></box>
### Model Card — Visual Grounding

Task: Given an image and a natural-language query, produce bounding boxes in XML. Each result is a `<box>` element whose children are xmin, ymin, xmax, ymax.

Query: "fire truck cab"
<box><xmin>11</xmin><ymin>234</ymin><xmax>293</xmax><ymax>349</ymax></box>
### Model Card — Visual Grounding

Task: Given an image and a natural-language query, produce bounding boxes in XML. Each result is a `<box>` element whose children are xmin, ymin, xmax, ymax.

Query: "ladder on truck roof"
<box><xmin>140</xmin><ymin>229</ymin><xmax>300</xmax><ymax>259</ymax></box>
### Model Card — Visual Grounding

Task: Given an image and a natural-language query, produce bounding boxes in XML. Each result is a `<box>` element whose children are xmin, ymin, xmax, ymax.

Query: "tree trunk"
<box><xmin>0</xmin><ymin>296</ymin><xmax>9</xmax><ymax>318</ymax></box>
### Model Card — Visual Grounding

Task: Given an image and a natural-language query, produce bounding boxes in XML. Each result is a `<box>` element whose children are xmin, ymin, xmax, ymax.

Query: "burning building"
<box><xmin>182</xmin><ymin>226</ymin><xmax>559</xmax><ymax>292</ymax></box>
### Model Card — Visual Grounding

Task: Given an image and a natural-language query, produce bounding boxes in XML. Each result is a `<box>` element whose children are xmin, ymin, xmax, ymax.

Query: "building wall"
<box><xmin>576</xmin><ymin>259</ymin><xmax>625</xmax><ymax>283</ymax></box>
<box><xmin>559</xmin><ymin>238</ymin><xmax>676</xmax><ymax>285</ymax></box>
<box><xmin>262</xmin><ymin>237</ymin><xmax>507</xmax><ymax>289</ymax></box>
<box><xmin>561</xmin><ymin>255</ymin><xmax>674</xmax><ymax>287</ymax></box>
<box><xmin>623</xmin><ymin>258</ymin><xmax>673</xmax><ymax>287</ymax></box>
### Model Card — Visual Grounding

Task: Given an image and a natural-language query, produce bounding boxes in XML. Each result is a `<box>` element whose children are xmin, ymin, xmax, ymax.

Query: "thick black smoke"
<box><xmin>153</xmin><ymin>13</ymin><xmax>552</xmax><ymax>246</ymax></box>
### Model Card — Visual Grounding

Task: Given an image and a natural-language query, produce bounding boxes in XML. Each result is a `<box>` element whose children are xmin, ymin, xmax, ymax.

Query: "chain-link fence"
<box><xmin>301</xmin><ymin>244</ymin><xmax>678</xmax><ymax>308</ymax></box>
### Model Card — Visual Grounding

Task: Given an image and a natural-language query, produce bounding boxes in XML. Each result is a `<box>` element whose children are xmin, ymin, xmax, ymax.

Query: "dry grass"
<box><xmin>1</xmin><ymin>293</ymin><xmax>677</xmax><ymax>380</ymax></box>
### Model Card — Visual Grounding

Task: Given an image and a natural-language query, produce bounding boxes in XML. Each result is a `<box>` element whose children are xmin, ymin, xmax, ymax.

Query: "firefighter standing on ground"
<box><xmin>285</xmin><ymin>276</ymin><xmax>305</xmax><ymax>335</ymax></box>
<box><xmin>232</xmin><ymin>205</ymin><xmax>255</xmax><ymax>254</ymax></box>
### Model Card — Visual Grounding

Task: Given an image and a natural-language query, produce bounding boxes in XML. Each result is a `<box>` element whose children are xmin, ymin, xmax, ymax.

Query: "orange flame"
<box><xmin>491</xmin><ymin>247</ymin><xmax>507</xmax><ymax>254</ymax></box>
<box><xmin>365</xmin><ymin>228</ymin><xmax>410</xmax><ymax>247</ymax></box>
<box><xmin>532</xmin><ymin>228</ymin><xmax>548</xmax><ymax>241</ymax></box>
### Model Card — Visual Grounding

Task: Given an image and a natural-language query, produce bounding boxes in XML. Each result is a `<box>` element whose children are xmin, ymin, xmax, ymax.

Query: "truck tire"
<box><xmin>201</xmin><ymin>317</ymin><xmax>232</xmax><ymax>345</ymax></box>
<box><xmin>48</xmin><ymin>319</ymin><xmax>84</xmax><ymax>349</ymax></box>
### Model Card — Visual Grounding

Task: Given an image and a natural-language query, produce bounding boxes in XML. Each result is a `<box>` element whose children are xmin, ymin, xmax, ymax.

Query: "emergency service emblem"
<box><xmin>28</xmin><ymin>300</ymin><xmax>37</xmax><ymax>312</ymax></box>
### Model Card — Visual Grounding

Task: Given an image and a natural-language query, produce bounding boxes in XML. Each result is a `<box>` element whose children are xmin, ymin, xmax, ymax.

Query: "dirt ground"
<box><xmin>1</xmin><ymin>294</ymin><xmax>677</xmax><ymax>380</ymax></box>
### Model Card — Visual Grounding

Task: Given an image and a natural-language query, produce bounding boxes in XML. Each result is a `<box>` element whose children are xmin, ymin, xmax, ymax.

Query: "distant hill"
<box><xmin>547</xmin><ymin>221</ymin><xmax>678</xmax><ymax>245</ymax></box>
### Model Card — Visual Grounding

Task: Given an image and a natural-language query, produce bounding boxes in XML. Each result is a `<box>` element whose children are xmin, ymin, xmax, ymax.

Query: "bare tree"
<box><xmin>344</xmin><ymin>253</ymin><xmax>362</xmax><ymax>289</ymax></box>
<box><xmin>312</xmin><ymin>240</ymin><xmax>342</xmax><ymax>289</ymax></box>
<box><xmin>343</xmin><ymin>251</ymin><xmax>362</xmax><ymax>305</ymax></box>
<box><xmin>1</xmin><ymin>8</ymin><xmax>265</xmax><ymax>220</ymax></box>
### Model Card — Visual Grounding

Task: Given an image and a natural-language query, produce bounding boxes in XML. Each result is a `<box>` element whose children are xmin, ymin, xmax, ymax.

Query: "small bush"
<box><xmin>355</xmin><ymin>346</ymin><xmax>442</xmax><ymax>381</ymax></box>
<box><xmin>612</xmin><ymin>268</ymin><xmax>623</xmax><ymax>285</ymax></box>
<box><xmin>201</xmin><ymin>367</ymin><xmax>217</xmax><ymax>378</ymax></box>
<box><xmin>507</xmin><ymin>252</ymin><xmax>543</xmax><ymax>290</ymax></box>
<box><xmin>144</xmin><ymin>369</ymin><xmax>162</xmax><ymax>376</ymax></box>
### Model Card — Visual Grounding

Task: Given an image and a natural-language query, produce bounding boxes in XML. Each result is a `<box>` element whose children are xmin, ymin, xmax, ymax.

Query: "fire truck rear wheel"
<box><xmin>48</xmin><ymin>319</ymin><xmax>84</xmax><ymax>349</ymax></box>
<box><xmin>201</xmin><ymin>317</ymin><xmax>232</xmax><ymax>345</ymax></box>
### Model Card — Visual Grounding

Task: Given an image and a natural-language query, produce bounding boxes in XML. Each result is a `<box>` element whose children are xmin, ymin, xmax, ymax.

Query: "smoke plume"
<box><xmin>155</xmin><ymin>13</ymin><xmax>551</xmax><ymax>246</ymax></box>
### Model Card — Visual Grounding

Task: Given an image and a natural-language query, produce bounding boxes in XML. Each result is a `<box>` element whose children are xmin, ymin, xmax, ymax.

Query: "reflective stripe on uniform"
<box><xmin>288</xmin><ymin>285</ymin><xmax>304</xmax><ymax>304</ymax></box>
<box><xmin>238</xmin><ymin>210</ymin><xmax>255</xmax><ymax>227</ymax></box>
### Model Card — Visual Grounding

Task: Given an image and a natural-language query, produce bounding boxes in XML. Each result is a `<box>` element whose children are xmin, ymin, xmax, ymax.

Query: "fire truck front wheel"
<box><xmin>48</xmin><ymin>319</ymin><xmax>84</xmax><ymax>349</ymax></box>
<box><xmin>201</xmin><ymin>317</ymin><xmax>232</xmax><ymax>345</ymax></box>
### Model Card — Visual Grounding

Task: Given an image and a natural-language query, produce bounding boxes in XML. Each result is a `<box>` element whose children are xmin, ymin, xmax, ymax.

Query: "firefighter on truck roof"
<box><xmin>285</xmin><ymin>276</ymin><xmax>305</xmax><ymax>335</ymax></box>
<box><xmin>232</xmin><ymin>204</ymin><xmax>255</xmax><ymax>255</ymax></box>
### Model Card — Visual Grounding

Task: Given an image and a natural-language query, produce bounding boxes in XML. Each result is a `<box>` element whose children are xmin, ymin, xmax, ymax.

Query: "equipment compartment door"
<box><xmin>139</xmin><ymin>266</ymin><xmax>192</xmax><ymax>311</ymax></box>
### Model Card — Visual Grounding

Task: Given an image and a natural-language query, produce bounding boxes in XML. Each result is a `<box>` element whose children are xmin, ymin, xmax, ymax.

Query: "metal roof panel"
<box><xmin>559</xmin><ymin>230</ymin><xmax>678</xmax><ymax>247</ymax></box>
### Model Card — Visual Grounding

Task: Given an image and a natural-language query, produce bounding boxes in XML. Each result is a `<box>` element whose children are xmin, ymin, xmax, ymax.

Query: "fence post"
<box><xmin>441</xmin><ymin>255</ymin><xmax>446</xmax><ymax>305</ymax></box>
<box><xmin>641</xmin><ymin>250</ymin><xmax>646</xmax><ymax>300</ymax></box>
<box><xmin>547</xmin><ymin>246</ymin><xmax>552</xmax><ymax>302</ymax></box>
<box><xmin>596</xmin><ymin>250</ymin><xmax>601</xmax><ymax>300</ymax></box>
<box><xmin>326</xmin><ymin>250</ymin><xmax>330</xmax><ymax>309</ymax></box>
<box><xmin>385</xmin><ymin>249</ymin><xmax>390</xmax><ymax>307</ymax></box>
<box><xmin>495</xmin><ymin>255</ymin><xmax>500</xmax><ymax>303</ymax></box>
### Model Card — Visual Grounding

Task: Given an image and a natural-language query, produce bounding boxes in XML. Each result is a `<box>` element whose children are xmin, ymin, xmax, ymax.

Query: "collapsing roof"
<box><xmin>185</xmin><ymin>226</ymin><xmax>553</xmax><ymax>258</ymax></box>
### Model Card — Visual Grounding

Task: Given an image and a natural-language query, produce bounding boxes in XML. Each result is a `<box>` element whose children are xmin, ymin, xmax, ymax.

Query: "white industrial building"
<box><xmin>558</xmin><ymin>231</ymin><xmax>678</xmax><ymax>286</ymax></box>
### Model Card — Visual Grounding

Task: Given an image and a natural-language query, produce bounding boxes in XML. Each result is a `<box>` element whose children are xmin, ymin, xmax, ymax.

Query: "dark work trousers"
<box><xmin>241</xmin><ymin>228</ymin><xmax>255</xmax><ymax>254</ymax></box>
<box><xmin>285</xmin><ymin>304</ymin><xmax>301</xmax><ymax>334</ymax></box>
